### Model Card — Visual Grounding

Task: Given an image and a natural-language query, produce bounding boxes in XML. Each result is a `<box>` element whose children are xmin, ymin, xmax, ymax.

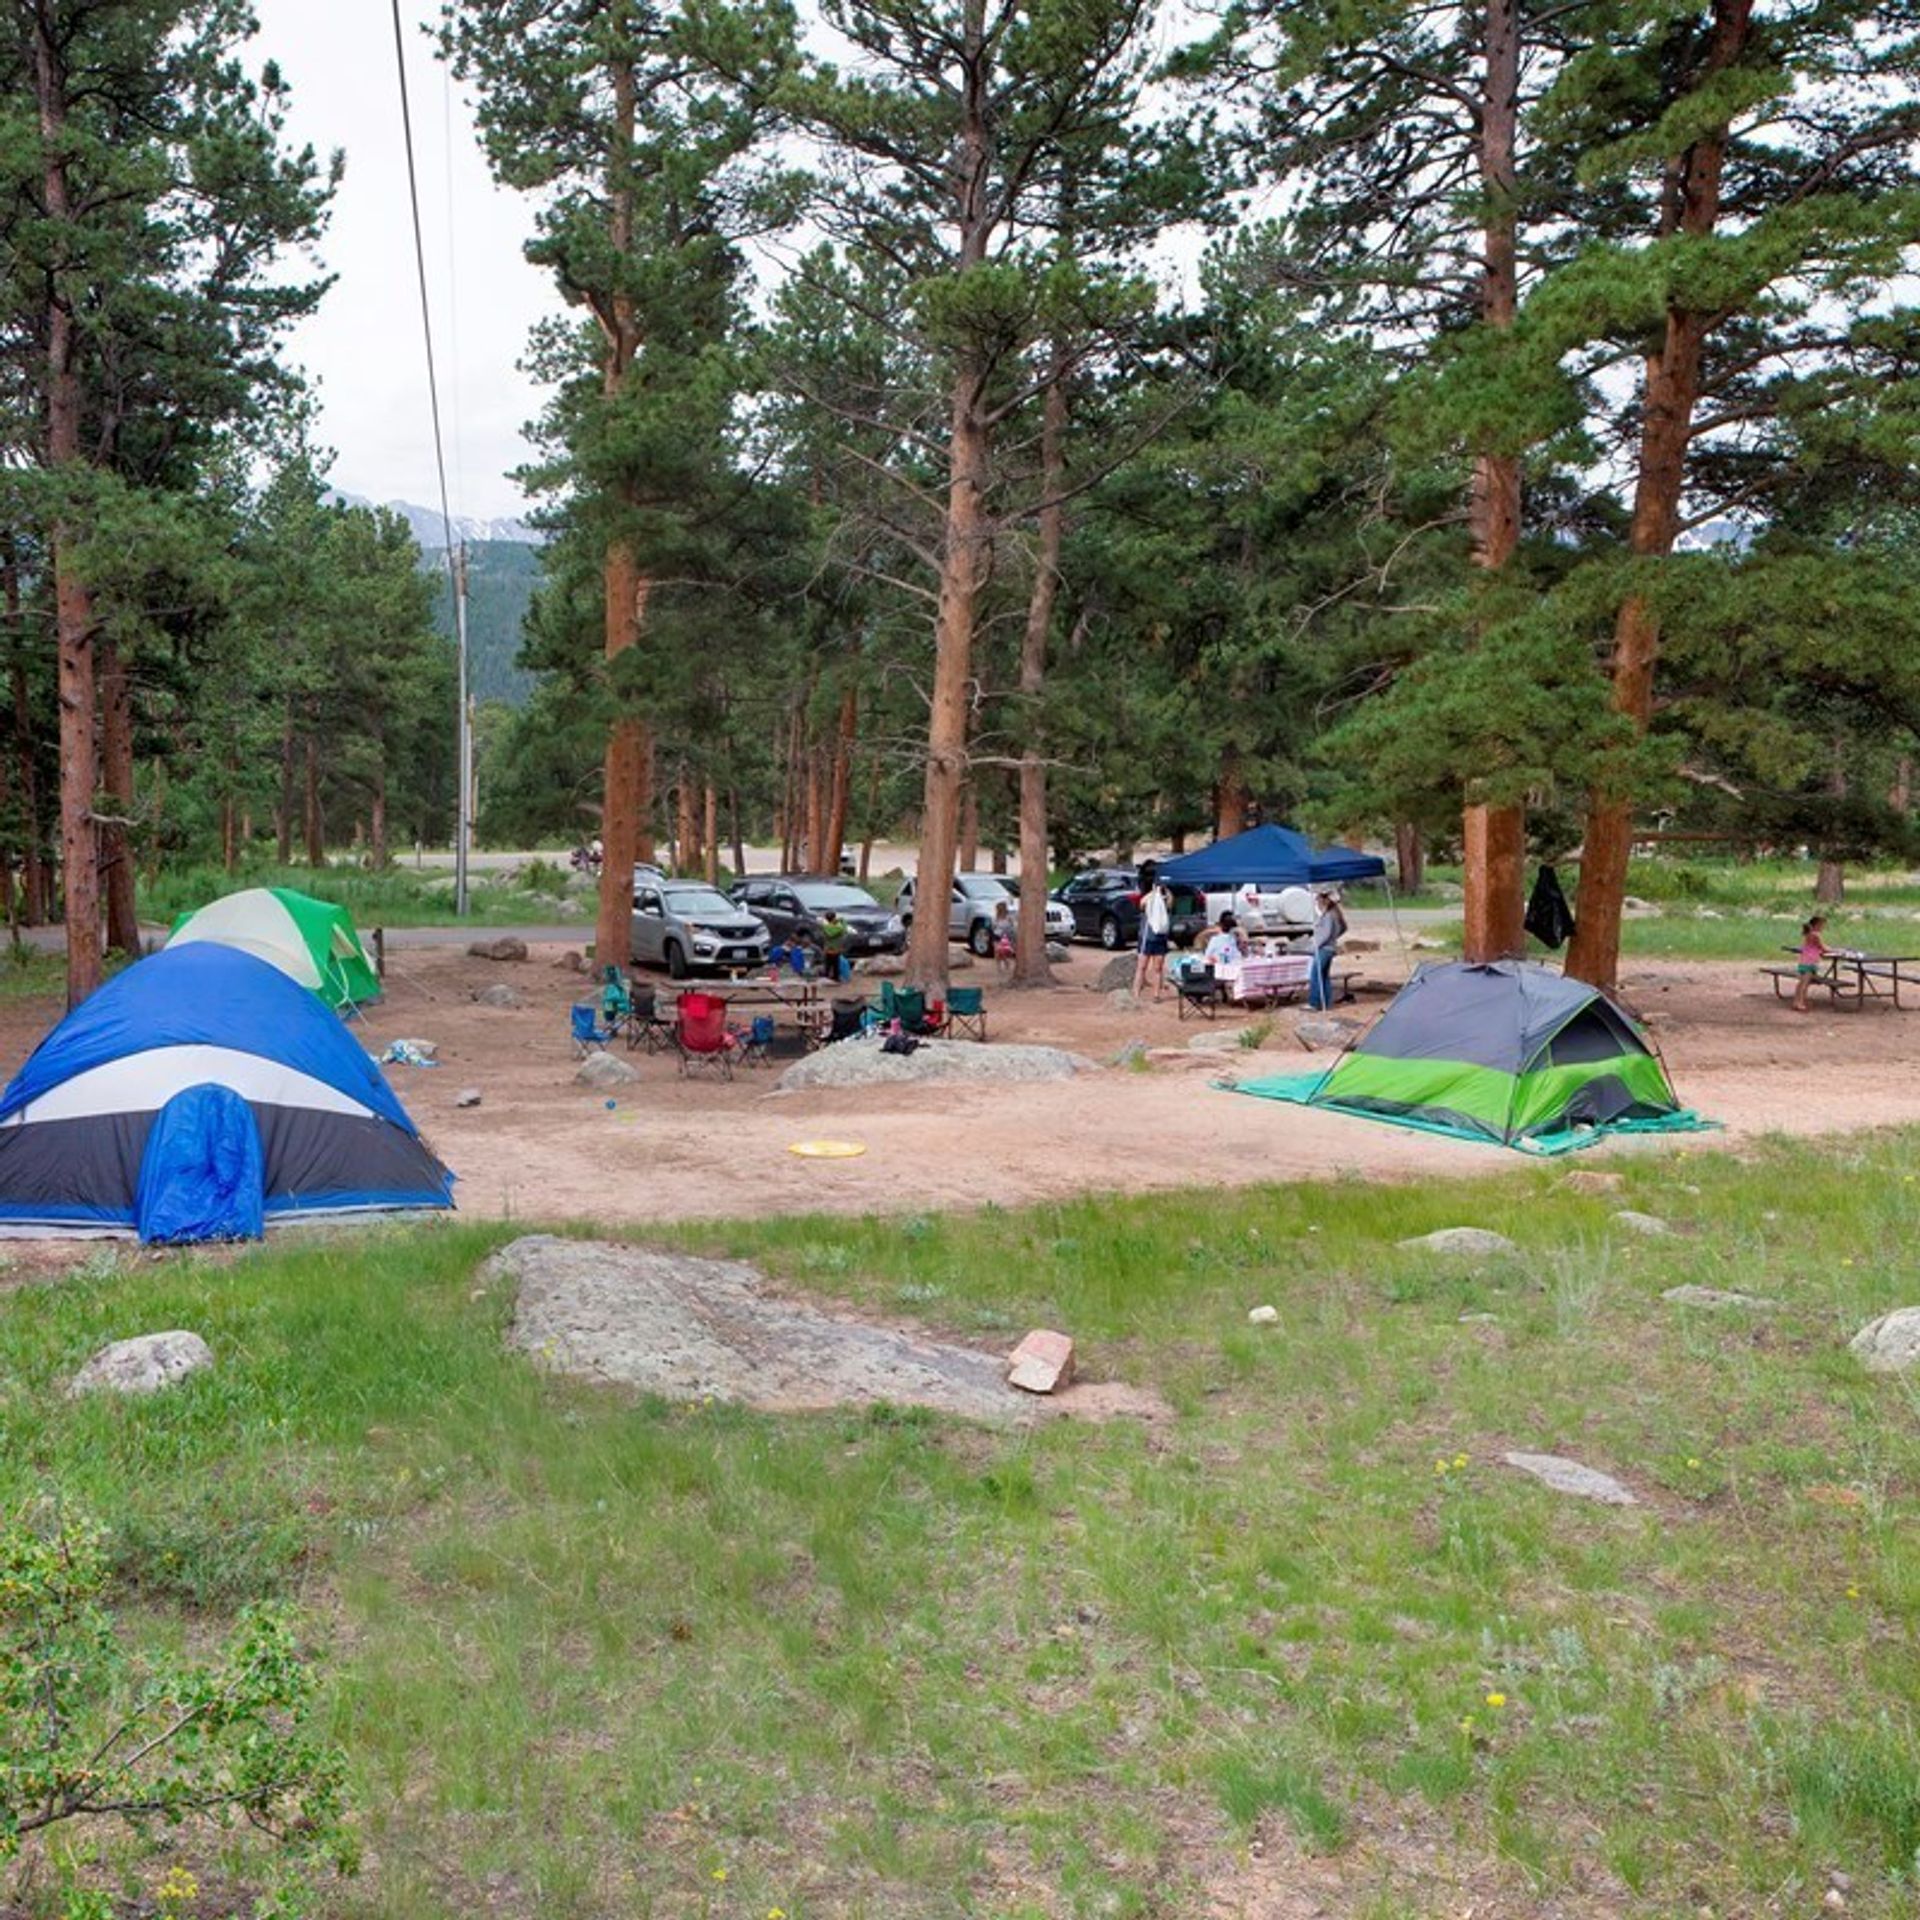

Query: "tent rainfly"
<box><xmin>1235</xmin><ymin>960</ymin><xmax>1711</xmax><ymax>1154</ymax></box>
<box><xmin>168</xmin><ymin>886</ymin><xmax>380</xmax><ymax>1009</ymax></box>
<box><xmin>1154</xmin><ymin>823</ymin><xmax>1386</xmax><ymax>889</ymax></box>
<box><xmin>0</xmin><ymin>945</ymin><xmax>453</xmax><ymax>1241</ymax></box>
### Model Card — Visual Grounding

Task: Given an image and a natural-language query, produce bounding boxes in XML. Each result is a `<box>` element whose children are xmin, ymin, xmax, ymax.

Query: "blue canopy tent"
<box><xmin>1155</xmin><ymin>824</ymin><xmax>1386</xmax><ymax>889</ymax></box>
<box><xmin>0</xmin><ymin>945</ymin><xmax>454</xmax><ymax>1242</ymax></box>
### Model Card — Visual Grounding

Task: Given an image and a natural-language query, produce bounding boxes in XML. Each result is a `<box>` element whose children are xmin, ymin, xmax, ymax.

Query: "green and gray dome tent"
<box><xmin>1236</xmin><ymin>960</ymin><xmax>1710</xmax><ymax>1153</ymax></box>
<box><xmin>167</xmin><ymin>887</ymin><xmax>380</xmax><ymax>1011</ymax></box>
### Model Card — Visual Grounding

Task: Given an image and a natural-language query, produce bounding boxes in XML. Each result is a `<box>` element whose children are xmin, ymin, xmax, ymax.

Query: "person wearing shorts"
<box><xmin>1133</xmin><ymin>874</ymin><xmax>1173</xmax><ymax>998</ymax></box>
<box><xmin>1793</xmin><ymin>914</ymin><xmax>1827</xmax><ymax>1013</ymax></box>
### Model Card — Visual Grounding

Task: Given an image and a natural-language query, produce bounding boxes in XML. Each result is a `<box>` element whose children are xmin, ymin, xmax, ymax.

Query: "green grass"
<box><xmin>135</xmin><ymin>860</ymin><xmax>589</xmax><ymax>930</ymax></box>
<box><xmin>7</xmin><ymin>1139</ymin><xmax>1920</xmax><ymax>1913</ymax></box>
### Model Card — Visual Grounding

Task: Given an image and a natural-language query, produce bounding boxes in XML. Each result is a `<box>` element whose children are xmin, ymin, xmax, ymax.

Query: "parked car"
<box><xmin>1053</xmin><ymin>868</ymin><xmax>1208</xmax><ymax>950</ymax></box>
<box><xmin>729</xmin><ymin>876</ymin><xmax>906</xmax><ymax>955</ymax></box>
<box><xmin>895</xmin><ymin>873</ymin><xmax>1074</xmax><ymax>956</ymax></box>
<box><xmin>631</xmin><ymin>879</ymin><xmax>770</xmax><ymax>978</ymax></box>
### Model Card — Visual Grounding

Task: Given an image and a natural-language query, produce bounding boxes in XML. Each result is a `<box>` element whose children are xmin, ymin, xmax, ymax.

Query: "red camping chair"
<box><xmin>675</xmin><ymin>992</ymin><xmax>735</xmax><ymax>1080</ymax></box>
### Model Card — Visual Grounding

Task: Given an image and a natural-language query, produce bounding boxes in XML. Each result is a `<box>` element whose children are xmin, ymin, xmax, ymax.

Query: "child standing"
<box><xmin>1794</xmin><ymin>914</ymin><xmax>1828</xmax><ymax>1013</ymax></box>
<box><xmin>993</xmin><ymin>899</ymin><xmax>1016</xmax><ymax>976</ymax></box>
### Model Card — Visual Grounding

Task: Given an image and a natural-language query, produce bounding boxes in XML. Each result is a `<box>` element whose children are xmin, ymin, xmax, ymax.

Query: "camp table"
<box><xmin>1768</xmin><ymin>948</ymin><xmax>1920</xmax><ymax>1008</ymax></box>
<box><xmin>1221</xmin><ymin>952</ymin><xmax>1313</xmax><ymax>1003</ymax></box>
<box><xmin>671</xmin><ymin>977</ymin><xmax>831</xmax><ymax>1040</ymax></box>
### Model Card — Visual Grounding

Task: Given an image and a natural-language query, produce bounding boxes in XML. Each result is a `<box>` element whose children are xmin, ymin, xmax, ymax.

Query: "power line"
<box><xmin>389</xmin><ymin>0</ymin><xmax>470</xmax><ymax>916</ymax></box>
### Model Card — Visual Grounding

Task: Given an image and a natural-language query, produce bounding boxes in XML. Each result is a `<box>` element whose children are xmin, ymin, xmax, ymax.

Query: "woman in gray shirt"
<box><xmin>1308</xmin><ymin>888</ymin><xmax>1347</xmax><ymax>1010</ymax></box>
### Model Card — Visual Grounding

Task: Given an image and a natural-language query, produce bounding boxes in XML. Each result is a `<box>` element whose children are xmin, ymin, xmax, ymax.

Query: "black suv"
<box><xmin>1053</xmin><ymin>868</ymin><xmax>1207</xmax><ymax>950</ymax></box>
<box><xmin>729</xmin><ymin>876</ymin><xmax>907</xmax><ymax>956</ymax></box>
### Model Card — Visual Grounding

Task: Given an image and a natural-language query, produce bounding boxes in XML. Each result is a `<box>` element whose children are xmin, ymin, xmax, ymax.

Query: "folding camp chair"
<box><xmin>893</xmin><ymin>987</ymin><xmax>939</xmax><ymax>1037</ymax></box>
<box><xmin>1174</xmin><ymin>965</ymin><xmax>1226</xmax><ymax>1022</ymax></box>
<box><xmin>875</xmin><ymin>980</ymin><xmax>898</xmax><ymax>1022</ymax></box>
<box><xmin>674</xmin><ymin>992</ymin><xmax>735</xmax><ymax>1080</ymax></box>
<box><xmin>735</xmin><ymin>1014</ymin><xmax>777</xmax><ymax>1069</ymax></box>
<box><xmin>826</xmin><ymin>995</ymin><xmax>869</xmax><ymax>1044</ymax></box>
<box><xmin>601</xmin><ymin>966</ymin><xmax>638</xmax><ymax>1045</ymax></box>
<box><xmin>625</xmin><ymin>983</ymin><xmax>674</xmax><ymax>1054</ymax></box>
<box><xmin>571</xmin><ymin>1002</ymin><xmax>616</xmax><ymax>1056</ymax></box>
<box><xmin>945</xmin><ymin>986</ymin><xmax>987</xmax><ymax>1041</ymax></box>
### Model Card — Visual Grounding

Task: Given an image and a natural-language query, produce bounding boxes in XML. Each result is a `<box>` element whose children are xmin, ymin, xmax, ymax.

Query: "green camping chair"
<box><xmin>945</xmin><ymin>986</ymin><xmax>986</xmax><ymax>1041</ymax></box>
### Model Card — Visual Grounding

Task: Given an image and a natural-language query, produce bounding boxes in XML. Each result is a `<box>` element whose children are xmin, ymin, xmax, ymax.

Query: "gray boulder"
<box><xmin>1046</xmin><ymin>941</ymin><xmax>1072</xmax><ymax>964</ymax></box>
<box><xmin>575</xmin><ymin>1050</ymin><xmax>641</xmax><ymax>1089</ymax></box>
<box><xmin>455</xmin><ymin>1087</ymin><xmax>484</xmax><ymax>1109</ymax></box>
<box><xmin>474</xmin><ymin>983</ymin><xmax>524</xmax><ymax>1009</ymax></box>
<box><xmin>469</xmin><ymin>936</ymin><xmax>529</xmax><ymax>962</ymax></box>
<box><xmin>1108</xmin><ymin>988</ymin><xmax>1142</xmax><ymax>1012</ymax></box>
<box><xmin>1502</xmin><ymin>1450</ymin><xmax>1637</xmax><ymax>1506</ymax></box>
<box><xmin>1295</xmin><ymin>1017</ymin><xmax>1358</xmax><ymax>1051</ymax></box>
<box><xmin>70</xmin><ymin>1330</ymin><xmax>213</xmax><ymax>1397</ymax></box>
<box><xmin>1850</xmin><ymin>1307</ymin><xmax>1920</xmax><ymax>1374</ymax></box>
<box><xmin>1613</xmin><ymin>1209</ymin><xmax>1670</xmax><ymax>1236</ymax></box>
<box><xmin>1188</xmin><ymin>1028</ymin><xmax>1253</xmax><ymax>1054</ymax></box>
<box><xmin>1398</xmin><ymin>1227</ymin><xmax>1518</xmax><ymax>1258</ymax></box>
<box><xmin>1663</xmin><ymin>1284</ymin><xmax>1775</xmax><ymax>1311</ymax></box>
<box><xmin>1093</xmin><ymin>954</ymin><xmax>1138</xmax><ymax>993</ymax></box>
<box><xmin>860</xmin><ymin>955</ymin><xmax>906</xmax><ymax>978</ymax></box>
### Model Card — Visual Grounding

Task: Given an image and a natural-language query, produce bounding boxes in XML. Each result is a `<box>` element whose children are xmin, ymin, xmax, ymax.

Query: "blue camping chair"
<box><xmin>736</xmin><ymin>1013</ymin><xmax>777</xmax><ymax>1068</ymax></box>
<box><xmin>571</xmin><ymin>1002</ymin><xmax>616</xmax><ymax>1057</ymax></box>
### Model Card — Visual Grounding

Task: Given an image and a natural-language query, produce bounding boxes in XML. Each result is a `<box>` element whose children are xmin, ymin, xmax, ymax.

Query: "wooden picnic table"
<box><xmin>1765</xmin><ymin>949</ymin><xmax>1920</xmax><ymax>1009</ymax></box>
<box><xmin>667</xmin><ymin>975</ymin><xmax>835</xmax><ymax>1040</ymax></box>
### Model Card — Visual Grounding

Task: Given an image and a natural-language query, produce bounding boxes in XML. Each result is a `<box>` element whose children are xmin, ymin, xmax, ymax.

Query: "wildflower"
<box><xmin>1485</xmin><ymin>1692</ymin><xmax>1506</xmax><ymax>1709</ymax></box>
<box><xmin>770</xmin><ymin>1911</ymin><xmax>787</xmax><ymax>1919</ymax></box>
<box><xmin>1847</xmin><ymin>1585</ymin><xmax>1861</xmax><ymax>1599</ymax></box>
<box><xmin>1453</xmin><ymin>1452</ymin><xmax>1468</xmax><ymax>1468</ymax></box>
<box><xmin>713</xmin><ymin>1868</ymin><xmax>729</xmax><ymax>1883</ymax></box>
<box><xmin>1687</xmin><ymin>1457</ymin><xmax>1701</xmax><ymax>1469</ymax></box>
<box><xmin>1433</xmin><ymin>1458</ymin><xmax>1449</xmax><ymax>1475</ymax></box>
<box><xmin>1458</xmin><ymin>1714</ymin><xmax>1477</xmax><ymax>1735</ymax></box>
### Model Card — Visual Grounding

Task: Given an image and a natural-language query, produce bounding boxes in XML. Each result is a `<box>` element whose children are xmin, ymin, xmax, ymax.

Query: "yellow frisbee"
<box><xmin>788</xmin><ymin>1139</ymin><xmax>868</xmax><ymax>1159</ymax></box>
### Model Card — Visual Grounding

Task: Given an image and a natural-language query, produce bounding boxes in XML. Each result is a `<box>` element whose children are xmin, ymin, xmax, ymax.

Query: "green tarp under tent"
<box><xmin>1235</xmin><ymin>959</ymin><xmax>1712</xmax><ymax>1154</ymax></box>
<box><xmin>167</xmin><ymin>887</ymin><xmax>380</xmax><ymax>1011</ymax></box>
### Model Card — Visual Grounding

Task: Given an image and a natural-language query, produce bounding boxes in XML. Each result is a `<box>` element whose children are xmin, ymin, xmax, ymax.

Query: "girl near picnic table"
<box><xmin>1794</xmin><ymin>914</ymin><xmax>1828</xmax><ymax>1013</ymax></box>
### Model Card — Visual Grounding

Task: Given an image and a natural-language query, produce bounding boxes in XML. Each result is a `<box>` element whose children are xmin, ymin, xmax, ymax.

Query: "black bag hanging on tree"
<box><xmin>1524</xmin><ymin>864</ymin><xmax>1576</xmax><ymax>950</ymax></box>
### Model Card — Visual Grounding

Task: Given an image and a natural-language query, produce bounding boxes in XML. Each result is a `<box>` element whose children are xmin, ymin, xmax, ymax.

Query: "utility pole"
<box><xmin>455</xmin><ymin>540</ymin><xmax>471</xmax><ymax>917</ymax></box>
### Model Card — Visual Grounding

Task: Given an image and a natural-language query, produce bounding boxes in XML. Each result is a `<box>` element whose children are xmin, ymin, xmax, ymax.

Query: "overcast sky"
<box><xmin>249</xmin><ymin>1</ymin><xmax>551</xmax><ymax>521</ymax></box>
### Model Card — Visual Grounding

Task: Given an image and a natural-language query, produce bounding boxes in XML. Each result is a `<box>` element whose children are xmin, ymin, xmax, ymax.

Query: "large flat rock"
<box><xmin>494</xmin><ymin>1235</ymin><xmax>1041</xmax><ymax>1422</ymax></box>
<box><xmin>778</xmin><ymin>1038</ymin><xmax>1091</xmax><ymax>1090</ymax></box>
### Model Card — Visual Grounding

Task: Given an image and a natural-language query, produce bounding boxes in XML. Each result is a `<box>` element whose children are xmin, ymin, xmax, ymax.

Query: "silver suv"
<box><xmin>896</xmin><ymin>873</ymin><xmax>1073</xmax><ymax>957</ymax></box>
<box><xmin>631</xmin><ymin>880</ymin><xmax>770</xmax><ymax>978</ymax></box>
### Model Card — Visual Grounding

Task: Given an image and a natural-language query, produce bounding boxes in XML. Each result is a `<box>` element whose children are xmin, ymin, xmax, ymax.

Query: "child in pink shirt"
<box><xmin>1794</xmin><ymin>915</ymin><xmax>1827</xmax><ymax>1012</ymax></box>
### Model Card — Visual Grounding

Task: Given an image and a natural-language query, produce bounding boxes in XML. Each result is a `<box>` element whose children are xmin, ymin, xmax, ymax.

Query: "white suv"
<box><xmin>896</xmin><ymin>873</ymin><xmax>1074</xmax><ymax>956</ymax></box>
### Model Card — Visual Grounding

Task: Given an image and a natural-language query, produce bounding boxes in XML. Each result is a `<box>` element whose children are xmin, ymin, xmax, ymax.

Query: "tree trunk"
<box><xmin>859</xmin><ymin>752</ymin><xmax>881</xmax><ymax>884</ymax></box>
<box><xmin>1015</xmin><ymin>353</ymin><xmax>1068</xmax><ymax>985</ymax></box>
<box><xmin>1890</xmin><ymin>754</ymin><xmax>1912</xmax><ymax>817</ymax></box>
<box><xmin>703</xmin><ymin>780</ymin><xmax>719</xmax><ymax>885</ymax></box>
<box><xmin>906</xmin><ymin>0</ymin><xmax>993</xmax><ymax>996</ymax></box>
<box><xmin>824</xmin><ymin>685</ymin><xmax>856</xmax><ymax>873</ymax></box>
<box><xmin>97</xmin><ymin>636</ymin><xmax>138</xmax><ymax>955</ymax></box>
<box><xmin>597</xmin><ymin>542</ymin><xmax>651</xmax><ymax>965</ymax></box>
<box><xmin>1216</xmin><ymin>758</ymin><xmax>1249</xmax><ymax>839</ymax></box>
<box><xmin>222</xmin><ymin>796</ymin><xmax>237</xmax><ymax>873</ymax></box>
<box><xmin>304</xmin><ymin>733</ymin><xmax>324</xmax><ymax>865</ymax></box>
<box><xmin>1459</xmin><ymin>0</ymin><xmax>1528</xmax><ymax>965</ymax></box>
<box><xmin>1394</xmin><ymin>821</ymin><xmax>1426</xmax><ymax>894</ymax></box>
<box><xmin>958</xmin><ymin>777</ymin><xmax>979</xmax><ymax>873</ymax></box>
<box><xmin>277</xmin><ymin>703</ymin><xmax>295</xmax><ymax>864</ymax></box>
<box><xmin>4</xmin><ymin>547</ymin><xmax>45</xmax><ymax>926</ymax></box>
<box><xmin>35</xmin><ymin>22</ymin><xmax>100</xmax><ymax>1004</ymax></box>
<box><xmin>674</xmin><ymin>767</ymin><xmax>701</xmax><ymax>877</ymax></box>
<box><xmin>369</xmin><ymin>746</ymin><xmax>389</xmax><ymax>870</ymax></box>
<box><xmin>1567</xmin><ymin>0</ymin><xmax>1753</xmax><ymax>989</ymax></box>
<box><xmin>728</xmin><ymin>784</ymin><xmax>746</xmax><ymax>881</ymax></box>
<box><xmin>1815</xmin><ymin>735</ymin><xmax>1847</xmax><ymax>903</ymax></box>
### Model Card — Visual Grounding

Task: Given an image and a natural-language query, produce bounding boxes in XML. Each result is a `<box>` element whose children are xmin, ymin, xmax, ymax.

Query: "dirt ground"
<box><xmin>0</xmin><ymin>935</ymin><xmax>1901</xmax><ymax>1233</ymax></box>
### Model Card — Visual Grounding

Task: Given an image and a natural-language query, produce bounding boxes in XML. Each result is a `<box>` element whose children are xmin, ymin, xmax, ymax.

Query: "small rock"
<box><xmin>474</xmin><ymin>983</ymin><xmax>524</xmax><ymax>1009</ymax></box>
<box><xmin>575</xmin><ymin>1051</ymin><xmax>641</xmax><ymax>1089</ymax></box>
<box><xmin>1188</xmin><ymin>1028</ymin><xmax>1251</xmax><ymax>1053</ymax></box>
<box><xmin>1502</xmin><ymin>1450</ymin><xmax>1637</xmax><ymax>1506</ymax></box>
<box><xmin>860</xmin><ymin>954</ymin><xmax>906</xmax><ymax>978</ymax></box>
<box><xmin>1046</xmin><ymin>942</ymin><xmax>1071</xmax><ymax>963</ymax></box>
<box><xmin>1849</xmin><ymin>1306</ymin><xmax>1920</xmax><ymax>1374</ymax></box>
<box><xmin>1343</xmin><ymin>937</ymin><xmax>1379</xmax><ymax>953</ymax></box>
<box><xmin>1823</xmin><ymin>1890</ymin><xmax>1845</xmax><ymax>1912</ymax></box>
<box><xmin>1092</xmin><ymin>954</ymin><xmax>1138</xmax><ymax>993</ymax></box>
<box><xmin>70</xmin><ymin>1330</ymin><xmax>213</xmax><ymax>1397</ymax></box>
<box><xmin>1458</xmin><ymin>1312</ymin><xmax>1499</xmax><ymax>1324</ymax></box>
<box><xmin>949</xmin><ymin>950</ymin><xmax>974</xmax><ymax>971</ymax></box>
<box><xmin>1007</xmin><ymin>1328</ymin><xmax>1075</xmax><ymax>1394</ymax></box>
<box><xmin>455</xmin><ymin>1087</ymin><xmax>483</xmax><ymax>1109</ymax></box>
<box><xmin>1830</xmin><ymin>1873</ymin><xmax>1852</xmax><ymax>1895</ymax></box>
<box><xmin>1663</xmin><ymin>1285</ymin><xmax>1775</xmax><ymax>1311</ymax></box>
<box><xmin>389</xmin><ymin>1036</ymin><xmax>438</xmax><ymax>1061</ymax></box>
<box><xmin>469</xmin><ymin>936</ymin><xmax>529</xmax><ymax>962</ymax></box>
<box><xmin>553</xmin><ymin>950</ymin><xmax>588</xmax><ymax>973</ymax></box>
<box><xmin>1560</xmin><ymin>1169</ymin><xmax>1624</xmax><ymax>1195</ymax></box>
<box><xmin>1108</xmin><ymin>988</ymin><xmax>1142</xmax><ymax>1012</ymax></box>
<box><xmin>1398</xmin><ymin>1227</ymin><xmax>1518</xmax><ymax>1258</ymax></box>
<box><xmin>1295</xmin><ymin>1017</ymin><xmax>1358</xmax><ymax>1051</ymax></box>
<box><xmin>1247</xmin><ymin>1305</ymin><xmax>1278</xmax><ymax>1325</ymax></box>
<box><xmin>1613</xmin><ymin>1209</ymin><xmax>1670</xmax><ymax>1236</ymax></box>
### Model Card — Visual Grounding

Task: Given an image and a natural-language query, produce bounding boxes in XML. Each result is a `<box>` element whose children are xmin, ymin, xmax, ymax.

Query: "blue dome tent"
<box><xmin>0</xmin><ymin>946</ymin><xmax>454</xmax><ymax>1242</ymax></box>
<box><xmin>1155</xmin><ymin>823</ymin><xmax>1386</xmax><ymax>889</ymax></box>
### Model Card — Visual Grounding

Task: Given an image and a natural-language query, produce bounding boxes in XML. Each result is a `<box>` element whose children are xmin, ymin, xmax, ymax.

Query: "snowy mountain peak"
<box><xmin>332</xmin><ymin>492</ymin><xmax>542</xmax><ymax>548</ymax></box>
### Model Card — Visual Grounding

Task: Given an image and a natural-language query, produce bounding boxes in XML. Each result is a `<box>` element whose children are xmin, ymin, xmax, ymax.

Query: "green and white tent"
<box><xmin>1237</xmin><ymin>960</ymin><xmax>1709</xmax><ymax>1154</ymax></box>
<box><xmin>167</xmin><ymin>887</ymin><xmax>380</xmax><ymax>1011</ymax></box>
